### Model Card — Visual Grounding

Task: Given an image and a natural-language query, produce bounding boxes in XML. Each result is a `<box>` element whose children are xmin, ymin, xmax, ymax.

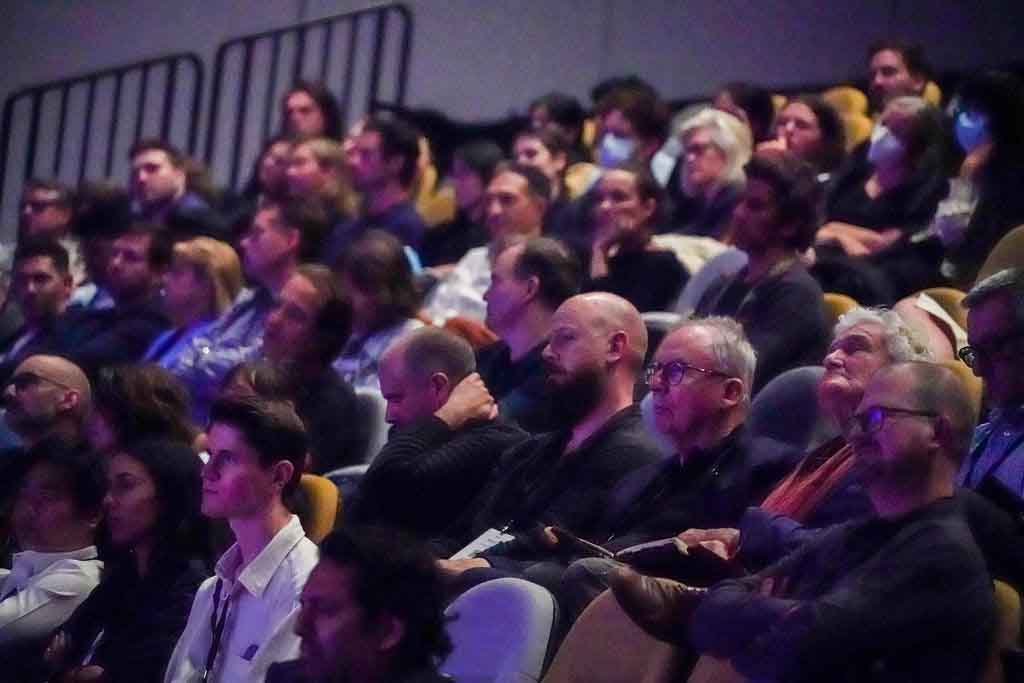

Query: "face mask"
<box><xmin>867</xmin><ymin>124</ymin><xmax>905</xmax><ymax>168</ymax></box>
<box><xmin>955</xmin><ymin>110</ymin><xmax>990</xmax><ymax>153</ymax></box>
<box><xmin>597</xmin><ymin>133</ymin><xmax>636</xmax><ymax>168</ymax></box>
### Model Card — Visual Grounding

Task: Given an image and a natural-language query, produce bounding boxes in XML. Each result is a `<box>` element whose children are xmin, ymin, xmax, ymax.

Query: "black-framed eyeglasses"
<box><xmin>7</xmin><ymin>372</ymin><xmax>74</xmax><ymax>393</ymax></box>
<box><xmin>853</xmin><ymin>405</ymin><xmax>938</xmax><ymax>435</ymax></box>
<box><xmin>644</xmin><ymin>360</ymin><xmax>728</xmax><ymax>387</ymax></box>
<box><xmin>958</xmin><ymin>330</ymin><xmax>1024</xmax><ymax>369</ymax></box>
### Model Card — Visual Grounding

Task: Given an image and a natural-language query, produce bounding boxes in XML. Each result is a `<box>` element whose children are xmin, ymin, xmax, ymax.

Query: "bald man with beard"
<box><xmin>3</xmin><ymin>355</ymin><xmax>91</xmax><ymax>448</ymax></box>
<box><xmin>436</xmin><ymin>293</ymin><xmax>662</xmax><ymax>590</ymax></box>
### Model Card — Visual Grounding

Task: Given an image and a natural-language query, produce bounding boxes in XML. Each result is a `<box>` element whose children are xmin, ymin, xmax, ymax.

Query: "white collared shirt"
<box><xmin>0</xmin><ymin>545</ymin><xmax>102</xmax><ymax>644</ymax></box>
<box><xmin>163</xmin><ymin>515</ymin><xmax>318</xmax><ymax>683</ymax></box>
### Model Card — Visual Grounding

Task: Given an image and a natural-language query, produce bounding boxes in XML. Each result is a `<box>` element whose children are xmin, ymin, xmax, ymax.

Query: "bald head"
<box><xmin>5</xmin><ymin>355</ymin><xmax>92</xmax><ymax>441</ymax></box>
<box><xmin>558</xmin><ymin>293</ymin><xmax>647</xmax><ymax>372</ymax></box>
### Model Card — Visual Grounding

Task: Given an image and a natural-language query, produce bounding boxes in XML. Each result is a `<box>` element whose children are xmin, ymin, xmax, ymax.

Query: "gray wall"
<box><xmin>0</xmin><ymin>0</ymin><xmax>1021</xmax><ymax>232</ymax></box>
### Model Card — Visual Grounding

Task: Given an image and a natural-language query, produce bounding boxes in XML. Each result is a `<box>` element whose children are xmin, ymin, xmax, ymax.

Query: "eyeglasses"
<box><xmin>853</xmin><ymin>405</ymin><xmax>937</xmax><ymax>435</ymax></box>
<box><xmin>7</xmin><ymin>372</ymin><xmax>75</xmax><ymax>393</ymax></box>
<box><xmin>958</xmin><ymin>330</ymin><xmax>1024</xmax><ymax>369</ymax></box>
<box><xmin>19</xmin><ymin>199</ymin><xmax>63</xmax><ymax>213</ymax></box>
<box><xmin>644</xmin><ymin>360</ymin><xmax>728</xmax><ymax>387</ymax></box>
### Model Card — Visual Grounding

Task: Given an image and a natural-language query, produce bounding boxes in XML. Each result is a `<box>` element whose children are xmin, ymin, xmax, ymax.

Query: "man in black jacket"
<box><xmin>436</xmin><ymin>292</ymin><xmax>662</xmax><ymax>585</ymax></box>
<box><xmin>348</xmin><ymin>326</ymin><xmax>528</xmax><ymax>536</ymax></box>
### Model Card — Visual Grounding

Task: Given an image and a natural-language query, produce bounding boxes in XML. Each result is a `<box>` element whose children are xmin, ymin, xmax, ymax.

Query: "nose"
<box><xmin>102</xmin><ymin>491</ymin><xmax>115</xmax><ymax>511</ymax></box>
<box><xmin>202</xmin><ymin>459</ymin><xmax>219</xmax><ymax>482</ymax></box>
<box><xmin>823</xmin><ymin>349</ymin><xmax>844</xmax><ymax>370</ymax></box>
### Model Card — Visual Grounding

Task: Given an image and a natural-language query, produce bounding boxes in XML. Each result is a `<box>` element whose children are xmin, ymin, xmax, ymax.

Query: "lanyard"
<box><xmin>201</xmin><ymin>579</ymin><xmax>231</xmax><ymax>683</ymax></box>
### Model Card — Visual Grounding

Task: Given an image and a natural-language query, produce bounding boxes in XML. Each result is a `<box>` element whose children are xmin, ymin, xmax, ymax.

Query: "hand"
<box><xmin>436</xmin><ymin>557</ymin><xmax>491</xmax><ymax>579</ymax></box>
<box><xmin>434</xmin><ymin>373</ymin><xmax>497</xmax><ymax>429</ymax></box>
<box><xmin>817</xmin><ymin>222</ymin><xmax>900</xmax><ymax>256</ymax></box>
<box><xmin>756</xmin><ymin>137</ymin><xmax>788</xmax><ymax>153</ymax></box>
<box><xmin>676</xmin><ymin>528</ymin><xmax>740</xmax><ymax>559</ymax></box>
<box><xmin>60</xmin><ymin>666</ymin><xmax>107</xmax><ymax>683</ymax></box>
<box><xmin>44</xmin><ymin>631</ymin><xmax>69</xmax><ymax>667</ymax></box>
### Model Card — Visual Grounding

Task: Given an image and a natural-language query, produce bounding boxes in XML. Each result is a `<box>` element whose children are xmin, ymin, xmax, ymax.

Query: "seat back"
<box><xmin>542</xmin><ymin>590</ymin><xmax>684</xmax><ymax>683</ymax></box>
<box><xmin>823</xmin><ymin>292</ymin><xmax>859</xmax><ymax>331</ymax></box>
<box><xmin>354</xmin><ymin>388</ymin><xmax>389</xmax><ymax>464</ymax></box>
<box><xmin>939</xmin><ymin>359</ymin><xmax>984</xmax><ymax>422</ymax></box>
<box><xmin>976</xmin><ymin>223</ymin><xmax>1024</xmax><ymax>284</ymax></box>
<box><xmin>297</xmin><ymin>474</ymin><xmax>340</xmax><ymax>543</ymax></box>
<box><xmin>979</xmin><ymin>580</ymin><xmax>1022</xmax><ymax>683</ymax></box>
<box><xmin>749</xmin><ymin>365</ymin><xmax>837</xmax><ymax>452</ymax></box>
<box><xmin>442</xmin><ymin>578</ymin><xmax>558</xmax><ymax>683</ymax></box>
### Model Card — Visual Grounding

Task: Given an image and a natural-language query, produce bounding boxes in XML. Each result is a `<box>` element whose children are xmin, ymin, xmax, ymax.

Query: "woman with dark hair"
<box><xmin>528</xmin><ymin>91</ymin><xmax>589</xmax><ymax>164</ymax></box>
<box><xmin>334</xmin><ymin>230</ymin><xmax>423</xmax><ymax>390</ymax></box>
<box><xmin>937</xmin><ymin>70</ymin><xmax>1024</xmax><ymax>288</ymax></box>
<box><xmin>418</xmin><ymin>140</ymin><xmax>503</xmax><ymax>268</ymax></box>
<box><xmin>44</xmin><ymin>439</ymin><xmax>211</xmax><ymax>683</ymax></box>
<box><xmin>242</xmin><ymin>135</ymin><xmax>293</xmax><ymax>203</ymax></box>
<box><xmin>760</xmin><ymin>96</ymin><xmax>846</xmax><ymax>180</ymax></box>
<box><xmin>281</xmin><ymin>80</ymin><xmax>343</xmax><ymax>140</ymax></box>
<box><xmin>85</xmin><ymin>364</ymin><xmax>199</xmax><ymax>456</ymax></box>
<box><xmin>714</xmin><ymin>82</ymin><xmax>777</xmax><ymax>144</ymax></box>
<box><xmin>584</xmin><ymin>162</ymin><xmax>687</xmax><ymax>311</ymax></box>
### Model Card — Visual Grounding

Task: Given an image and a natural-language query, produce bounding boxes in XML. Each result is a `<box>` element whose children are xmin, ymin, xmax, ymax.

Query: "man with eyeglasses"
<box><xmin>680</xmin><ymin>361</ymin><xmax>994</xmax><ymax>682</ymax></box>
<box><xmin>2</xmin><ymin>355</ymin><xmax>91</xmax><ymax>449</ymax></box>
<box><xmin>957</xmin><ymin>268</ymin><xmax>1024</xmax><ymax>504</ymax></box>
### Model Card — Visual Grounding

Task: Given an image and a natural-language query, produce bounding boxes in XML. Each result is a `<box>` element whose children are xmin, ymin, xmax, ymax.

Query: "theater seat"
<box><xmin>542</xmin><ymin>589</ymin><xmax>684</xmax><ymax>683</ymax></box>
<box><xmin>298</xmin><ymin>474</ymin><xmax>340</xmax><ymax>543</ymax></box>
<box><xmin>823</xmin><ymin>292</ymin><xmax>858</xmax><ymax>330</ymax></box>
<box><xmin>821</xmin><ymin>85</ymin><xmax>868</xmax><ymax>117</ymax></box>
<box><xmin>443</xmin><ymin>578</ymin><xmax>558</xmax><ymax>683</ymax></box>
<box><xmin>748</xmin><ymin>365</ymin><xmax>837</xmax><ymax>452</ymax></box>
<box><xmin>923</xmin><ymin>81</ymin><xmax>943</xmax><ymax>106</ymax></box>
<box><xmin>938</xmin><ymin>359</ymin><xmax>984</xmax><ymax>421</ymax></box>
<box><xmin>841</xmin><ymin>112</ymin><xmax>874</xmax><ymax>150</ymax></box>
<box><xmin>980</xmin><ymin>580</ymin><xmax>1022</xmax><ymax>683</ymax></box>
<box><xmin>976</xmin><ymin>223</ymin><xmax>1024</xmax><ymax>284</ymax></box>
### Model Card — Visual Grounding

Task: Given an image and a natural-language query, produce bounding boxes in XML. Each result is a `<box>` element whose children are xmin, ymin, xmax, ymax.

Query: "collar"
<box><xmin>215</xmin><ymin>515</ymin><xmax>306</xmax><ymax>598</ymax></box>
<box><xmin>677</xmin><ymin>424</ymin><xmax>743</xmax><ymax>466</ymax></box>
<box><xmin>10</xmin><ymin>545</ymin><xmax>99</xmax><ymax>577</ymax></box>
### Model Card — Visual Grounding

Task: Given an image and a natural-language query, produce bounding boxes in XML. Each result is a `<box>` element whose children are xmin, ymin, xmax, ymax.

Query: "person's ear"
<box><xmin>720</xmin><ymin>377</ymin><xmax>745</xmax><ymax>409</ymax></box>
<box><xmin>521</xmin><ymin>275</ymin><xmax>540</xmax><ymax>304</ymax></box>
<box><xmin>57</xmin><ymin>389</ymin><xmax>80</xmax><ymax>415</ymax></box>
<box><xmin>373</xmin><ymin>614</ymin><xmax>406</xmax><ymax>653</ymax></box>
<box><xmin>638</xmin><ymin>196</ymin><xmax>657</xmax><ymax>226</ymax></box>
<box><xmin>429</xmin><ymin>372</ymin><xmax>452</xmax><ymax>403</ymax></box>
<box><xmin>283</xmin><ymin>227</ymin><xmax>301</xmax><ymax>255</ymax></box>
<box><xmin>607</xmin><ymin>330</ymin><xmax>627</xmax><ymax>363</ymax></box>
<box><xmin>272</xmin><ymin>459</ymin><xmax>297</xmax><ymax>491</ymax></box>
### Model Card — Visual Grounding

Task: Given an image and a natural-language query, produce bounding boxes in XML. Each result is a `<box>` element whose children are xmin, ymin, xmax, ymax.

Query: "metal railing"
<box><xmin>204</xmin><ymin>3</ymin><xmax>413</xmax><ymax>189</ymax></box>
<box><xmin>0</xmin><ymin>53</ymin><xmax>203</xmax><ymax>233</ymax></box>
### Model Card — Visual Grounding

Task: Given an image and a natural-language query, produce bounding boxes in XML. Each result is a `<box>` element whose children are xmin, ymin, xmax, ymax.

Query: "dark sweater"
<box><xmin>348</xmin><ymin>416</ymin><xmax>528</xmax><ymax>537</ymax></box>
<box><xmin>585</xmin><ymin>248</ymin><xmax>687</xmax><ymax>313</ymax></box>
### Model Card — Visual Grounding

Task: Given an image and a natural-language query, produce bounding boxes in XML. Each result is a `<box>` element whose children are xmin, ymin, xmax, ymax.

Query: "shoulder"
<box><xmin>34</xmin><ymin>557</ymin><xmax>103</xmax><ymax>596</ymax></box>
<box><xmin>276</xmin><ymin>537</ymin><xmax>320</xmax><ymax>594</ymax></box>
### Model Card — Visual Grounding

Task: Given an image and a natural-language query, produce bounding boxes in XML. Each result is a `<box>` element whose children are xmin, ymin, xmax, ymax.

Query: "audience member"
<box><xmin>172</xmin><ymin>199</ymin><xmax>316</xmax><ymax>421</ymax></box>
<box><xmin>419</xmin><ymin>140</ymin><xmax>502</xmax><ymax>268</ymax></box>
<box><xmin>513</xmin><ymin>127</ymin><xmax>569</xmax><ymax>201</ymax></box>
<box><xmin>866</xmin><ymin>39</ymin><xmax>930</xmax><ymax>112</ymax></box>
<box><xmin>957</xmin><ymin>268</ymin><xmax>1024</xmax><ymax>503</ymax></box>
<box><xmin>593</xmin><ymin>86</ymin><xmax>670</xmax><ymax>173</ymax></box>
<box><xmin>759</xmin><ymin>96</ymin><xmax>846</xmax><ymax>180</ymax></box>
<box><xmin>144</xmin><ymin>237</ymin><xmax>244</xmax><ymax>370</ymax></box>
<box><xmin>266</xmin><ymin>527</ymin><xmax>452</xmax><ymax>683</ymax></box>
<box><xmin>261</xmin><ymin>264</ymin><xmax>364</xmax><ymax>472</ymax></box>
<box><xmin>814</xmin><ymin>96</ymin><xmax>948</xmax><ymax>301</ymax></box>
<box><xmin>334</xmin><ymin>230</ymin><xmax>424</xmax><ymax>391</ymax></box>
<box><xmin>694</xmin><ymin>150</ymin><xmax>828</xmax><ymax>391</ymax></box>
<box><xmin>436</xmin><ymin>293</ymin><xmax>662</xmax><ymax>585</ymax></box>
<box><xmin>553</xmin><ymin>317</ymin><xmax>798</xmax><ymax>615</ymax></box>
<box><xmin>424</xmin><ymin>163</ymin><xmax>549</xmax><ymax>323</ymax></box>
<box><xmin>938</xmin><ymin>70</ymin><xmax>1024</xmax><ymax>288</ymax></box>
<box><xmin>349</xmin><ymin>327</ymin><xmax>528</xmax><ymax>535</ymax></box>
<box><xmin>85</xmin><ymin>364</ymin><xmax>198</xmax><ymax>456</ymax></box>
<box><xmin>712</xmin><ymin>82</ymin><xmax>777</xmax><ymax>144</ymax></box>
<box><xmin>164</xmin><ymin>396</ymin><xmax>318</xmax><ymax>682</ymax></box>
<box><xmin>478</xmin><ymin>237</ymin><xmax>581</xmax><ymax>432</ymax></box>
<box><xmin>66</xmin><ymin>184</ymin><xmax>132</xmax><ymax>313</ymax></box>
<box><xmin>285</xmin><ymin>136</ymin><xmax>357</xmax><ymax>230</ymax></box>
<box><xmin>323</xmin><ymin>116</ymin><xmax>427</xmax><ymax>260</ymax></box>
<box><xmin>44</xmin><ymin>440</ymin><xmax>211</xmax><ymax>683</ymax></box>
<box><xmin>53</xmin><ymin>223</ymin><xmax>171</xmax><ymax>375</ymax></box>
<box><xmin>0</xmin><ymin>439</ymin><xmax>104</xmax><ymax>673</ymax></box>
<box><xmin>678</xmin><ymin>362</ymin><xmax>993</xmax><ymax>682</ymax></box>
<box><xmin>18</xmin><ymin>180</ymin><xmax>87</xmax><ymax>286</ymax></box>
<box><xmin>3</xmin><ymin>355</ymin><xmax>91</xmax><ymax>450</ymax></box>
<box><xmin>584</xmin><ymin>162</ymin><xmax>687</xmax><ymax>311</ymax></box>
<box><xmin>528</xmin><ymin>91</ymin><xmax>589</xmax><ymax>165</ymax></box>
<box><xmin>129</xmin><ymin>139</ymin><xmax>227</xmax><ymax>238</ymax></box>
<box><xmin>0</xmin><ymin>241</ymin><xmax>74</xmax><ymax>380</ymax></box>
<box><xmin>667</xmin><ymin>108</ymin><xmax>751</xmax><ymax>239</ymax></box>
<box><xmin>241</xmin><ymin>136</ymin><xmax>293</xmax><ymax>207</ymax></box>
<box><xmin>281</xmin><ymin>81</ymin><xmax>343</xmax><ymax>140</ymax></box>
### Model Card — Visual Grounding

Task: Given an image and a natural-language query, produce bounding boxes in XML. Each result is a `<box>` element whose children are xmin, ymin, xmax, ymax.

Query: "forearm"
<box><xmin>689</xmin><ymin>579</ymin><xmax>800</xmax><ymax>657</ymax></box>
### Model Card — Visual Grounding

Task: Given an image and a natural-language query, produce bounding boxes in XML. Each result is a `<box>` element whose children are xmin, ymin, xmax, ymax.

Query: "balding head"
<box><xmin>4</xmin><ymin>355</ymin><xmax>91</xmax><ymax>442</ymax></box>
<box><xmin>557</xmin><ymin>293</ymin><xmax>647</xmax><ymax>372</ymax></box>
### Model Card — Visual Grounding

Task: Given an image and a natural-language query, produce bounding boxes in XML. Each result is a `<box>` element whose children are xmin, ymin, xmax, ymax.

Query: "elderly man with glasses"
<box><xmin>956</xmin><ymin>267</ymin><xmax>1024</xmax><ymax>504</ymax></box>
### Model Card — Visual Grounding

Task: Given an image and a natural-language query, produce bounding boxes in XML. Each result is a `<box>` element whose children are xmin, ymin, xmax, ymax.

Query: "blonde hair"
<box><xmin>172</xmin><ymin>237</ymin><xmax>243</xmax><ymax>315</ymax></box>
<box><xmin>293</xmin><ymin>137</ymin><xmax>359</xmax><ymax>215</ymax></box>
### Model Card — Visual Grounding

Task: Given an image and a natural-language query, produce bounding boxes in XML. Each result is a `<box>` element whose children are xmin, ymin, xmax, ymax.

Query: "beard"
<box><xmin>546</xmin><ymin>363</ymin><xmax>608</xmax><ymax>427</ymax></box>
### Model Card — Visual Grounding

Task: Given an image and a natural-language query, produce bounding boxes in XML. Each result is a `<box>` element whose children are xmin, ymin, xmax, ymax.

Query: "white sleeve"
<box><xmin>0</xmin><ymin>563</ymin><xmax>99</xmax><ymax>645</ymax></box>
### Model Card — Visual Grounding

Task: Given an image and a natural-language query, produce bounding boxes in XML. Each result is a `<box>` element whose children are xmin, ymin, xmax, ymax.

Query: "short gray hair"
<box><xmin>677</xmin><ymin>108</ymin><xmax>752</xmax><ymax>192</ymax></box>
<box><xmin>964</xmin><ymin>268</ymin><xmax>1024</xmax><ymax>330</ymax></box>
<box><xmin>677</xmin><ymin>316</ymin><xmax>757</xmax><ymax>404</ymax></box>
<box><xmin>391</xmin><ymin>327</ymin><xmax>476</xmax><ymax>384</ymax></box>
<box><xmin>833</xmin><ymin>307</ymin><xmax>933</xmax><ymax>362</ymax></box>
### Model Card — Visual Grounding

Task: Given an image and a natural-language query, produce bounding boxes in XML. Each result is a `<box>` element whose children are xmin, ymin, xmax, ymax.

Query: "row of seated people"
<box><xmin>0</xmin><ymin>257</ymin><xmax>1021</xmax><ymax>681</ymax></box>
